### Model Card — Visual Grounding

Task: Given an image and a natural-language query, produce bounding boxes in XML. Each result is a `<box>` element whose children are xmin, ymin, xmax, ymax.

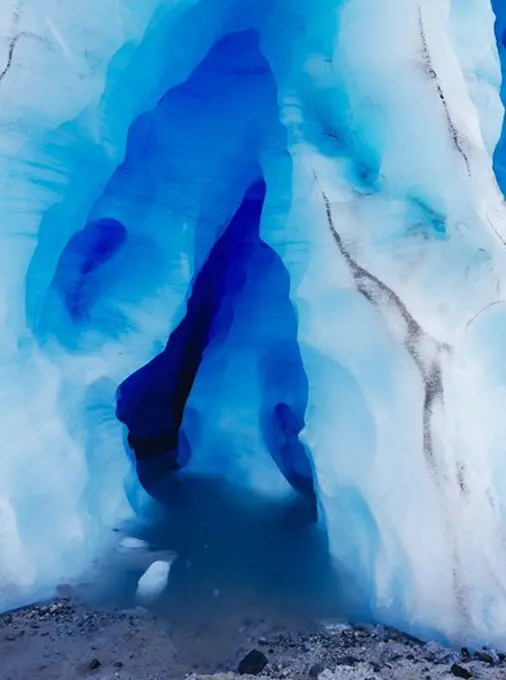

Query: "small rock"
<box><xmin>308</xmin><ymin>662</ymin><xmax>324</xmax><ymax>678</ymax></box>
<box><xmin>451</xmin><ymin>663</ymin><xmax>473</xmax><ymax>679</ymax></box>
<box><xmin>336</xmin><ymin>656</ymin><xmax>359</xmax><ymax>666</ymax></box>
<box><xmin>476</xmin><ymin>648</ymin><xmax>499</xmax><ymax>665</ymax></box>
<box><xmin>238</xmin><ymin>649</ymin><xmax>268</xmax><ymax>675</ymax></box>
<box><xmin>113</xmin><ymin>662</ymin><xmax>123</xmax><ymax>669</ymax></box>
<box><xmin>475</xmin><ymin>651</ymin><xmax>495</xmax><ymax>665</ymax></box>
<box><xmin>89</xmin><ymin>659</ymin><xmax>101</xmax><ymax>671</ymax></box>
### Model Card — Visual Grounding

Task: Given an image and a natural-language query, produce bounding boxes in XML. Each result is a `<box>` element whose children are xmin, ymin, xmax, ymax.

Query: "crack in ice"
<box><xmin>314</xmin><ymin>172</ymin><xmax>472</xmax><ymax>629</ymax></box>
<box><xmin>417</xmin><ymin>5</ymin><xmax>471</xmax><ymax>176</ymax></box>
<box><xmin>314</xmin><ymin>171</ymin><xmax>450</xmax><ymax>468</ymax></box>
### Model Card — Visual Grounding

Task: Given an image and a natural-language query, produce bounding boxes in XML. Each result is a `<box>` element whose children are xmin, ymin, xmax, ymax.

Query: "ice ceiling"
<box><xmin>1</xmin><ymin>0</ymin><xmax>506</xmax><ymax>649</ymax></box>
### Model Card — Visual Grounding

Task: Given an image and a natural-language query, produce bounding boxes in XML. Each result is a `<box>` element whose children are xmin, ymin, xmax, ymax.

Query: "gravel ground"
<box><xmin>1</xmin><ymin>597</ymin><xmax>505</xmax><ymax>680</ymax></box>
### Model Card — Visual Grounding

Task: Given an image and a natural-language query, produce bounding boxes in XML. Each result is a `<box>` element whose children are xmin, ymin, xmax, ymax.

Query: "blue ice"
<box><xmin>493</xmin><ymin>0</ymin><xmax>506</xmax><ymax>195</ymax></box>
<box><xmin>2</xmin><ymin>0</ymin><xmax>506</xmax><ymax>652</ymax></box>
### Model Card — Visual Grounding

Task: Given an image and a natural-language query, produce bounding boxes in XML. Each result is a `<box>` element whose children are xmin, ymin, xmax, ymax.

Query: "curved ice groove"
<box><xmin>2</xmin><ymin>0</ymin><xmax>506</xmax><ymax>649</ymax></box>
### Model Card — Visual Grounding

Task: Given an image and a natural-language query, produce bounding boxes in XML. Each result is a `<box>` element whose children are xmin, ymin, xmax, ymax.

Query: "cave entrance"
<box><xmin>108</xmin><ymin>29</ymin><xmax>315</xmax><ymax>501</ymax></box>
<box><xmin>116</xmin><ymin>176</ymin><xmax>314</xmax><ymax>499</ymax></box>
<box><xmin>47</xmin><ymin>29</ymin><xmax>315</xmax><ymax>500</ymax></box>
<box><xmin>41</xmin><ymin>26</ymin><xmax>340</xmax><ymax>652</ymax></box>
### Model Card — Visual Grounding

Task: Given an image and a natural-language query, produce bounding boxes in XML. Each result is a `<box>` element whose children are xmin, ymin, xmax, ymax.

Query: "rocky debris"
<box><xmin>0</xmin><ymin>598</ymin><xmax>178</xmax><ymax>680</ymax></box>
<box><xmin>424</xmin><ymin>641</ymin><xmax>459</xmax><ymax>665</ymax></box>
<box><xmin>238</xmin><ymin>649</ymin><xmax>268</xmax><ymax>675</ymax></box>
<box><xmin>2</xmin><ymin>600</ymin><xmax>506</xmax><ymax>680</ymax></box>
<box><xmin>232</xmin><ymin>624</ymin><xmax>506</xmax><ymax>680</ymax></box>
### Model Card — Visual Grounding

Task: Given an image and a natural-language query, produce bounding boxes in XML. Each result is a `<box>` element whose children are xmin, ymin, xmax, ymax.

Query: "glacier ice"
<box><xmin>2</xmin><ymin>0</ymin><xmax>506</xmax><ymax>649</ymax></box>
<box><xmin>492</xmin><ymin>0</ymin><xmax>506</xmax><ymax>194</ymax></box>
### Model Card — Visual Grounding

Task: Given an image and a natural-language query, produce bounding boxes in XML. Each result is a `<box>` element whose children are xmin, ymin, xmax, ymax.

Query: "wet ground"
<box><xmin>2</xmin><ymin>476</ymin><xmax>504</xmax><ymax>680</ymax></box>
<box><xmin>1</xmin><ymin>596</ymin><xmax>505</xmax><ymax>680</ymax></box>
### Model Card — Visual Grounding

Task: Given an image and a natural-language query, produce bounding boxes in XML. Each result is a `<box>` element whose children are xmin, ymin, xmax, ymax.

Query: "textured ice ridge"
<box><xmin>1</xmin><ymin>0</ymin><xmax>506</xmax><ymax>649</ymax></box>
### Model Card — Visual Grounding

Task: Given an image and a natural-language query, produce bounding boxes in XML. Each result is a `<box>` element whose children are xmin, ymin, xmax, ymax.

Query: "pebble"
<box><xmin>89</xmin><ymin>658</ymin><xmax>101</xmax><ymax>671</ymax></box>
<box><xmin>476</xmin><ymin>650</ymin><xmax>498</xmax><ymax>665</ymax></box>
<box><xmin>308</xmin><ymin>662</ymin><xmax>324</xmax><ymax>678</ymax></box>
<box><xmin>237</xmin><ymin>649</ymin><xmax>268</xmax><ymax>675</ymax></box>
<box><xmin>451</xmin><ymin>664</ymin><xmax>473</xmax><ymax>679</ymax></box>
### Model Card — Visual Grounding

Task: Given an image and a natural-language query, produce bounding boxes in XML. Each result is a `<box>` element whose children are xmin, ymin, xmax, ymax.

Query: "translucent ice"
<box><xmin>2</xmin><ymin>0</ymin><xmax>506</xmax><ymax>649</ymax></box>
<box><xmin>136</xmin><ymin>560</ymin><xmax>173</xmax><ymax>603</ymax></box>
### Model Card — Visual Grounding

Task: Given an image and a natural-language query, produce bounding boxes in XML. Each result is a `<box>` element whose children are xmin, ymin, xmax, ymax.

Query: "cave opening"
<box><xmin>115</xmin><ymin>175</ymin><xmax>316</xmax><ymax>499</ymax></box>
<box><xmin>40</xmin><ymin>27</ymin><xmax>338</xmax><ymax>644</ymax></box>
<box><xmin>86</xmin><ymin>27</ymin><xmax>316</xmax><ymax>502</ymax></box>
<box><xmin>43</xmin><ymin>26</ymin><xmax>318</xmax><ymax>502</ymax></box>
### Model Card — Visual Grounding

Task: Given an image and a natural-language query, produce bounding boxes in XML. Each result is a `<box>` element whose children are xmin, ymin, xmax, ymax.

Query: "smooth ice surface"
<box><xmin>136</xmin><ymin>560</ymin><xmax>173</xmax><ymax>602</ymax></box>
<box><xmin>2</xmin><ymin>0</ymin><xmax>506</xmax><ymax>649</ymax></box>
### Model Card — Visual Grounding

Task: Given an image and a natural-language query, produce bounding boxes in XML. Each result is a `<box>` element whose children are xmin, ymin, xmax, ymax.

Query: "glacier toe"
<box><xmin>2</xmin><ymin>0</ymin><xmax>506</xmax><ymax>649</ymax></box>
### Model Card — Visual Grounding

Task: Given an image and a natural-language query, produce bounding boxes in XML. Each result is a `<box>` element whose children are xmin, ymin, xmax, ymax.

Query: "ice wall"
<box><xmin>492</xmin><ymin>0</ymin><xmax>506</xmax><ymax>193</ymax></box>
<box><xmin>2</xmin><ymin>0</ymin><xmax>506</xmax><ymax>649</ymax></box>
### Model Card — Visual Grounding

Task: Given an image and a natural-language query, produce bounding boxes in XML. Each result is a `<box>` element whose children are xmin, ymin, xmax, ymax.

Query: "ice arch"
<box><xmin>116</xmin><ymin>177</ymin><xmax>314</xmax><ymax>499</ymax></box>
<box><xmin>2</xmin><ymin>0</ymin><xmax>506</xmax><ymax>650</ymax></box>
<box><xmin>32</xmin><ymin>28</ymin><xmax>314</xmax><ymax>498</ymax></box>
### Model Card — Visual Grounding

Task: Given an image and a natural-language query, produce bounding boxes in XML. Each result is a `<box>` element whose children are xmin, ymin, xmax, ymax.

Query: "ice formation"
<box><xmin>2</xmin><ymin>0</ymin><xmax>506</xmax><ymax>649</ymax></box>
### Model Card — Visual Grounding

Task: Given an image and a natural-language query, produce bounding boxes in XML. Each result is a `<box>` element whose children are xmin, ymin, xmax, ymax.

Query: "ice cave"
<box><xmin>2</xmin><ymin>0</ymin><xmax>506</xmax><ymax>650</ymax></box>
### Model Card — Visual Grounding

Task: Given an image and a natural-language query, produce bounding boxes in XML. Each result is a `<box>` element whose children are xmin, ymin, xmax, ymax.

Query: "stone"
<box><xmin>308</xmin><ymin>662</ymin><xmax>324</xmax><ymax>678</ymax></box>
<box><xmin>336</xmin><ymin>656</ymin><xmax>359</xmax><ymax>666</ymax></box>
<box><xmin>475</xmin><ymin>651</ymin><xmax>495</xmax><ymax>665</ymax></box>
<box><xmin>451</xmin><ymin>663</ymin><xmax>472</xmax><ymax>679</ymax></box>
<box><xmin>89</xmin><ymin>658</ymin><xmax>101</xmax><ymax>671</ymax></box>
<box><xmin>238</xmin><ymin>649</ymin><xmax>268</xmax><ymax>675</ymax></box>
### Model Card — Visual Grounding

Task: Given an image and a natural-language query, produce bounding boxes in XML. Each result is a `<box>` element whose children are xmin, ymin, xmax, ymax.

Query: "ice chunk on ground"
<box><xmin>136</xmin><ymin>560</ymin><xmax>173</xmax><ymax>602</ymax></box>
<box><xmin>117</xmin><ymin>537</ymin><xmax>149</xmax><ymax>552</ymax></box>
